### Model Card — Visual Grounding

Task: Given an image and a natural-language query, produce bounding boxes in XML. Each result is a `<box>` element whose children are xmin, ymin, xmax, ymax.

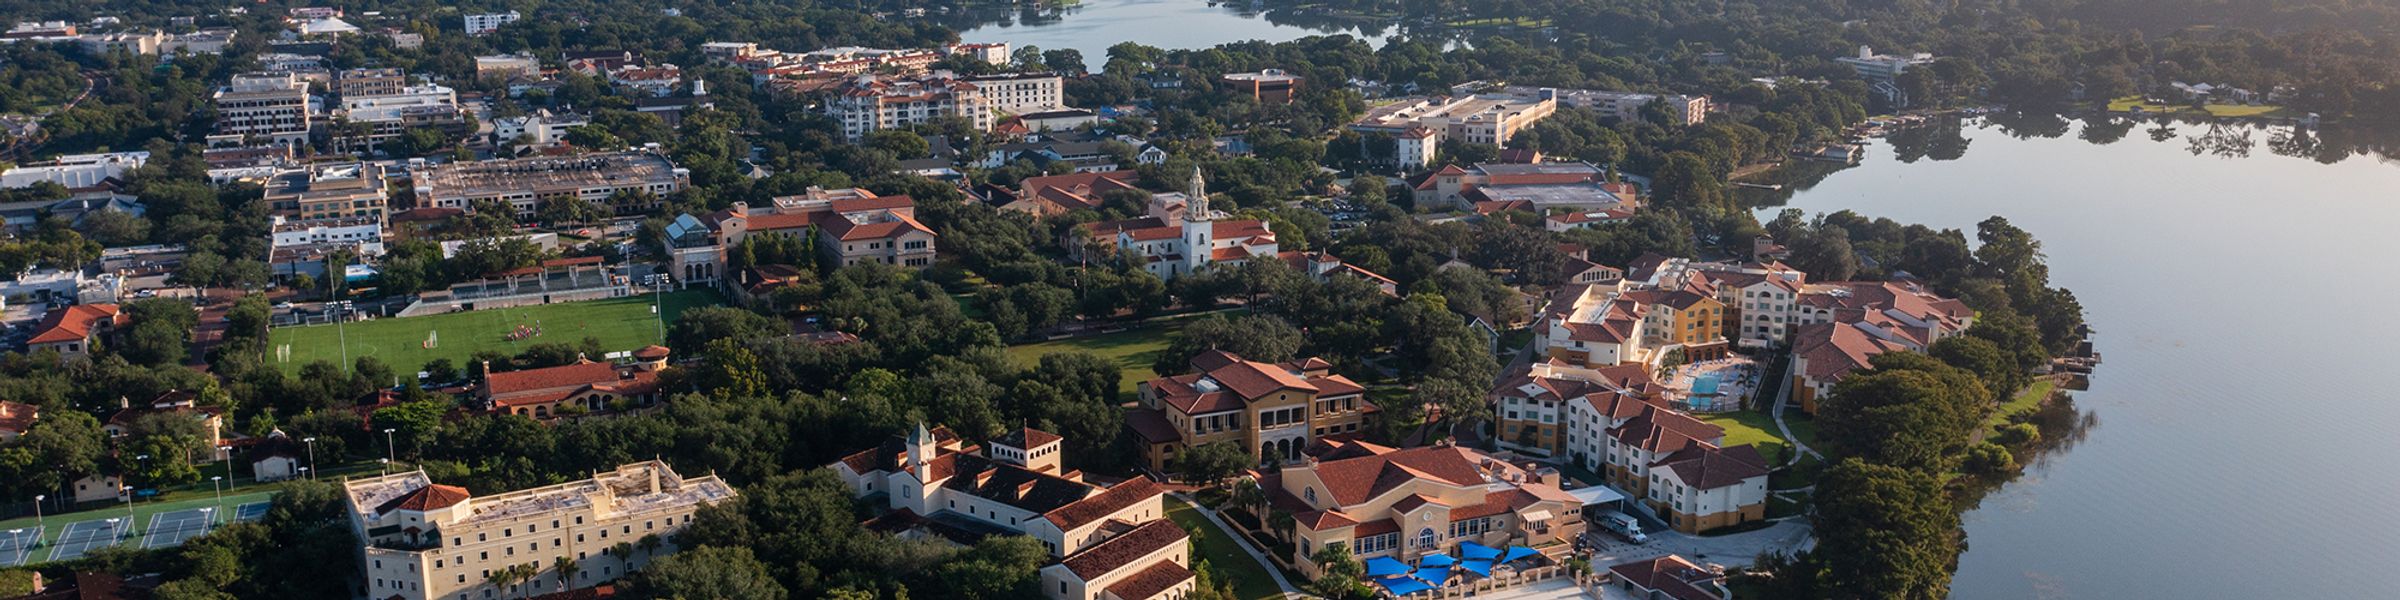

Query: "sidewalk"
<box><xmin>1167</xmin><ymin>493</ymin><xmax>1306</xmax><ymax>600</ymax></box>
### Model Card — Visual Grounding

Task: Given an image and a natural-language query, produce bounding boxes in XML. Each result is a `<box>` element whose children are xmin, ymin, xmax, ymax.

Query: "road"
<box><xmin>1586</xmin><ymin>519</ymin><xmax>1813</xmax><ymax>571</ymax></box>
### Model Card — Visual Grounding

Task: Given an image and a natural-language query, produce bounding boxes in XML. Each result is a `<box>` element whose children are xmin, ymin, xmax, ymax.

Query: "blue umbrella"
<box><xmin>1412</xmin><ymin>565</ymin><xmax>1453</xmax><ymax>587</ymax></box>
<box><xmin>1502</xmin><ymin>546</ymin><xmax>1540</xmax><ymax>563</ymax></box>
<box><xmin>1458</xmin><ymin>559</ymin><xmax>1494</xmax><ymax>577</ymax></box>
<box><xmin>1376</xmin><ymin>576</ymin><xmax>1433</xmax><ymax>596</ymax></box>
<box><xmin>1417</xmin><ymin>553</ymin><xmax>1456</xmax><ymax>567</ymax></box>
<box><xmin>1458</xmin><ymin>541</ymin><xmax>1501</xmax><ymax>561</ymax></box>
<box><xmin>1364</xmin><ymin>556</ymin><xmax>1412</xmax><ymax>577</ymax></box>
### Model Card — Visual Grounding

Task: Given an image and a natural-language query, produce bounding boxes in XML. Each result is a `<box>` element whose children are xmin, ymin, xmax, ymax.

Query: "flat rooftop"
<box><xmin>416</xmin><ymin>152</ymin><xmax>681</xmax><ymax>198</ymax></box>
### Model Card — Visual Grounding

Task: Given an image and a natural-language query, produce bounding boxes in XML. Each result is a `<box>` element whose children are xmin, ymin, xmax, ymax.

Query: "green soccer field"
<box><xmin>268</xmin><ymin>290</ymin><xmax>722</xmax><ymax>374</ymax></box>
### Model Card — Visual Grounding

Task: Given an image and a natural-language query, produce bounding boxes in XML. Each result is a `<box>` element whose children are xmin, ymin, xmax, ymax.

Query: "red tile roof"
<box><xmin>376</xmin><ymin>483</ymin><xmax>470</xmax><ymax>513</ymax></box>
<box><xmin>818</xmin><ymin>211</ymin><xmax>934</xmax><ymax>242</ymax></box>
<box><xmin>1044</xmin><ymin>476</ymin><xmax>1164</xmax><ymax>529</ymax></box>
<box><xmin>0</xmin><ymin>400</ymin><xmax>36</xmax><ymax>434</ymax></box>
<box><xmin>1609</xmin><ymin>406</ymin><xmax>1725</xmax><ymax>454</ymax></box>
<box><xmin>1608</xmin><ymin>555</ymin><xmax>1726</xmax><ymax>600</ymax></box>
<box><xmin>1104</xmin><ymin>559</ymin><xmax>1194</xmax><ymax>600</ymax></box>
<box><xmin>29</xmin><ymin>304</ymin><xmax>122</xmax><ymax>345</ymax></box>
<box><xmin>1124</xmin><ymin>408</ymin><xmax>1182</xmax><ymax>444</ymax></box>
<box><xmin>1303</xmin><ymin>446</ymin><xmax>1490</xmax><ymax>506</ymax></box>
<box><xmin>1652</xmin><ymin>444</ymin><xmax>1769</xmax><ymax>490</ymax></box>
<box><xmin>1058</xmin><ymin>519</ymin><xmax>1188</xmax><ymax>579</ymax></box>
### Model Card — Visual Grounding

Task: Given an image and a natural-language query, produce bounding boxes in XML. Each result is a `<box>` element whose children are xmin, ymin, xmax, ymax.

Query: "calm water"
<box><xmin>1759</xmin><ymin>116</ymin><xmax>2400</xmax><ymax>599</ymax></box>
<box><xmin>954</xmin><ymin>0</ymin><xmax>1394</xmax><ymax>71</ymax></box>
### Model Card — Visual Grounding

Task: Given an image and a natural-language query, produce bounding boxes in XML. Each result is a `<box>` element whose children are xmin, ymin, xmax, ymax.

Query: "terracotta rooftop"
<box><xmin>1652</xmin><ymin>444</ymin><xmax>1770</xmax><ymax>490</ymax></box>
<box><xmin>28</xmin><ymin>304</ymin><xmax>123</xmax><ymax>345</ymax></box>
<box><xmin>1059</xmin><ymin>519</ymin><xmax>1188</xmax><ymax>579</ymax></box>
<box><xmin>1104</xmin><ymin>559</ymin><xmax>1194</xmax><ymax>600</ymax></box>
<box><xmin>375</xmin><ymin>483</ymin><xmax>470</xmax><ymax>514</ymax></box>
<box><xmin>1044</xmin><ymin>476</ymin><xmax>1164</xmax><ymax>529</ymax></box>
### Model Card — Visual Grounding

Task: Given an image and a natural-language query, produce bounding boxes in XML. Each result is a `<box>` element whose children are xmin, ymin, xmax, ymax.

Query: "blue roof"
<box><xmin>1503</xmin><ymin>546</ymin><xmax>1541</xmax><ymax>563</ymax></box>
<box><xmin>1458</xmin><ymin>559</ymin><xmax>1493</xmax><ymax>577</ymax></box>
<box><xmin>1459</xmin><ymin>541</ymin><xmax>1501</xmax><ymax>561</ymax></box>
<box><xmin>1364</xmin><ymin>556</ymin><xmax>1412</xmax><ymax>577</ymax></box>
<box><xmin>1375</xmin><ymin>576</ymin><xmax>1432</xmax><ymax>596</ymax></box>
<box><xmin>1418</xmin><ymin>553</ymin><xmax>1456</xmax><ymax>567</ymax></box>
<box><xmin>1412</xmin><ymin>566</ymin><xmax>1452</xmax><ymax>587</ymax></box>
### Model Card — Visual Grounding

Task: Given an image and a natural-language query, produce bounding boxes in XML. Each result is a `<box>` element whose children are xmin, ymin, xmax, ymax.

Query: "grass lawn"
<box><xmin>1003</xmin><ymin>310</ymin><xmax>1237</xmax><ymax>398</ymax></box>
<box><xmin>1165</xmin><ymin>497</ymin><xmax>1285</xmax><ymax>600</ymax></box>
<box><xmin>1985</xmin><ymin>379</ymin><xmax>2057</xmax><ymax>430</ymax></box>
<box><xmin>2105</xmin><ymin>95</ymin><xmax>2297</xmax><ymax>119</ymax></box>
<box><xmin>1698</xmin><ymin>409</ymin><xmax>1793</xmax><ymax>461</ymax></box>
<box><xmin>268</xmin><ymin>290</ymin><xmax>721</xmax><ymax>374</ymax></box>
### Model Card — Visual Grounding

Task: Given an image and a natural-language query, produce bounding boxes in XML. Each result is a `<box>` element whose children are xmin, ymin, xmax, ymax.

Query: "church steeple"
<box><xmin>1186</xmin><ymin>167</ymin><xmax>1209</xmax><ymax>221</ymax></box>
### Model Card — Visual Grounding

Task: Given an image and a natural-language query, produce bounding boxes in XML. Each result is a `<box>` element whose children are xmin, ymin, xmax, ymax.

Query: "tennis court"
<box><xmin>142</xmin><ymin>508</ymin><xmax>216</xmax><ymax>549</ymax></box>
<box><xmin>49</xmin><ymin>519</ymin><xmax>126</xmax><ymax>561</ymax></box>
<box><xmin>236</xmin><ymin>501</ymin><xmax>270</xmax><ymax>522</ymax></box>
<box><xmin>0</xmin><ymin>525</ymin><xmax>40</xmax><ymax>567</ymax></box>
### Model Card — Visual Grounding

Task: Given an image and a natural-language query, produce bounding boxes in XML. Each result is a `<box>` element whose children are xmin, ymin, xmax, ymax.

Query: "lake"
<box><xmin>1757</xmin><ymin>116</ymin><xmax>2400</xmax><ymax>599</ymax></box>
<box><xmin>953</xmin><ymin>0</ymin><xmax>1401</xmax><ymax>72</ymax></box>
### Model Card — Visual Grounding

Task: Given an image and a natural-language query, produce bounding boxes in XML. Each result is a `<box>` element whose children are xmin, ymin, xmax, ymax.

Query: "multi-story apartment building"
<box><xmin>692</xmin><ymin>187</ymin><xmax>938</xmax><ymax>272</ymax></box>
<box><xmin>463</xmin><ymin>11</ymin><xmax>520</xmax><ymax>35</ymax></box>
<box><xmin>212</xmin><ymin>72</ymin><xmax>311</xmax><ymax>146</ymax></box>
<box><xmin>263</xmin><ymin>162</ymin><xmax>388</xmax><ymax>221</ymax></box>
<box><xmin>827</xmin><ymin>73</ymin><xmax>993</xmax><ymax>140</ymax></box>
<box><xmin>1513</xmin><ymin>86</ymin><xmax>1709</xmax><ymax>126</ymax></box>
<box><xmin>829</xmin><ymin>425</ymin><xmax>1197</xmax><ymax>600</ymax></box>
<box><xmin>1351</xmin><ymin>91</ymin><xmax>1557</xmax><ymax>166</ymax></box>
<box><xmin>1492</xmin><ymin>360</ymin><xmax>1661</xmax><ymax>458</ymax></box>
<box><xmin>336</xmin><ymin>84</ymin><xmax>466</xmax><ymax>152</ymax></box>
<box><xmin>1785</xmin><ymin>280</ymin><xmax>1975</xmax><ymax>412</ymax></box>
<box><xmin>336</xmin><ymin>67</ymin><xmax>406</xmax><ymax>98</ymax></box>
<box><xmin>1837</xmin><ymin>45</ymin><xmax>1934</xmax><ymax>82</ymax></box>
<box><xmin>964</xmin><ymin>72</ymin><xmax>1066</xmax><ymax>115</ymax></box>
<box><xmin>343</xmin><ymin>462</ymin><xmax>736</xmax><ymax>600</ymax></box>
<box><xmin>490</xmin><ymin>110</ymin><xmax>589</xmax><ymax>147</ymax></box>
<box><xmin>1221</xmin><ymin>69</ymin><xmax>1302</xmax><ymax>104</ymax></box>
<box><xmin>1640</xmin><ymin>443</ymin><xmax>1770</xmax><ymax>534</ymax></box>
<box><xmin>1261</xmin><ymin>439</ymin><xmax>1586</xmax><ymax>574</ymax></box>
<box><xmin>1126</xmin><ymin>350</ymin><xmax>1370</xmax><ymax>471</ymax></box>
<box><xmin>474</xmin><ymin>54</ymin><xmax>541</xmax><ymax>79</ymax></box>
<box><xmin>412</xmin><ymin>152</ymin><xmax>686</xmax><ymax>219</ymax></box>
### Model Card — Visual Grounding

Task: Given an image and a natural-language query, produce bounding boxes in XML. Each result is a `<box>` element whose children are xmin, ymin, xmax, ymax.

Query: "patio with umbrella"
<box><xmin>1457</xmin><ymin>559</ymin><xmax>1494</xmax><ymax>577</ymax></box>
<box><xmin>1373</xmin><ymin>575</ymin><xmax>1433</xmax><ymax>596</ymax></box>
<box><xmin>1458</xmin><ymin>541</ymin><xmax>1502</xmax><ymax>561</ymax></box>
<box><xmin>1364</xmin><ymin>556</ymin><xmax>1412</xmax><ymax>578</ymax></box>
<box><xmin>1411</xmin><ymin>565</ymin><xmax>1453</xmax><ymax>587</ymax></box>
<box><xmin>1501</xmin><ymin>545</ymin><xmax>1541</xmax><ymax>563</ymax></box>
<box><xmin>1417</xmin><ymin>553</ymin><xmax>1457</xmax><ymax>567</ymax></box>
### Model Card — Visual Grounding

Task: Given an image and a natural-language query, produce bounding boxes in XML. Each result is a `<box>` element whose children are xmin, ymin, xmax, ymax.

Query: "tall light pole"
<box><xmin>32</xmin><ymin>494</ymin><xmax>43</xmax><ymax>533</ymax></box>
<box><xmin>301</xmin><ymin>437</ymin><xmax>318</xmax><ymax>480</ymax></box>
<box><xmin>209</xmin><ymin>476</ymin><xmax>224</xmax><ymax>525</ymax></box>
<box><xmin>382</xmin><ymin>428</ymin><xmax>398</xmax><ymax>466</ymax></box>
<box><xmin>120</xmin><ymin>484</ymin><xmax>136</xmax><ymax>538</ymax></box>
<box><xmin>7</xmin><ymin>528</ymin><xmax>24</xmax><ymax>565</ymax></box>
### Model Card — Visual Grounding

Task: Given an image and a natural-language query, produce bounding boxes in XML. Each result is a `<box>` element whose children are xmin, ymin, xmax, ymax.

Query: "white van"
<box><xmin>1597</xmin><ymin>512</ymin><xmax>1648</xmax><ymax>543</ymax></box>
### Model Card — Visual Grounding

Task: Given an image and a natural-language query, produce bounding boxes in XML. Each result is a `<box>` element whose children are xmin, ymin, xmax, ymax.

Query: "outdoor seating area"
<box><xmin>1662</xmin><ymin>357</ymin><xmax>1762</xmax><ymax>413</ymax></box>
<box><xmin>1364</xmin><ymin>542</ymin><xmax>1558</xmax><ymax>598</ymax></box>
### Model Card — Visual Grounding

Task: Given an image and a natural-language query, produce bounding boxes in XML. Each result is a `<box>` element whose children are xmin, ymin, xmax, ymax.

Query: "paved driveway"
<box><xmin>1474</xmin><ymin>577</ymin><xmax>1587</xmax><ymax>600</ymax></box>
<box><xmin>1588</xmin><ymin>520</ymin><xmax>1813</xmax><ymax>570</ymax></box>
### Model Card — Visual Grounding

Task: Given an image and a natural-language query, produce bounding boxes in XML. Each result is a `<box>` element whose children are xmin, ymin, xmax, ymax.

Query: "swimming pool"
<box><xmin>1691</xmin><ymin>374</ymin><xmax>1722</xmax><ymax>395</ymax></box>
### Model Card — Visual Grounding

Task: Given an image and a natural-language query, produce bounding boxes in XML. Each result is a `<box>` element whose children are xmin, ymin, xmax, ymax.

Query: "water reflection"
<box><xmin>1953</xmin><ymin>396</ymin><xmax>2098</xmax><ymax>513</ymax></box>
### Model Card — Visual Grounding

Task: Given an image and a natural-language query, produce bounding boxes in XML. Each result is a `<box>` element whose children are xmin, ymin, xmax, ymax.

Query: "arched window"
<box><xmin>1303</xmin><ymin>488</ymin><xmax>1316</xmax><ymax>504</ymax></box>
<box><xmin>1415</xmin><ymin>528</ymin><xmax>1437</xmax><ymax>550</ymax></box>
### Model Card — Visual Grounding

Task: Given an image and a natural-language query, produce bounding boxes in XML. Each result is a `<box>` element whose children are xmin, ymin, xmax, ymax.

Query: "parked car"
<box><xmin>1596</xmin><ymin>511</ymin><xmax>1648</xmax><ymax>543</ymax></box>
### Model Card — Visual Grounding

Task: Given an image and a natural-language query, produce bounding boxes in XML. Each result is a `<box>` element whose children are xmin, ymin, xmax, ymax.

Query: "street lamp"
<box><xmin>33</xmin><ymin>495</ymin><xmax>44</xmax><ymax>533</ymax></box>
<box><xmin>7</xmin><ymin>528</ymin><xmax>25</xmax><ymax>565</ymax></box>
<box><xmin>378</xmin><ymin>457</ymin><xmax>389</xmax><ymax>475</ymax></box>
<box><xmin>120</xmin><ymin>485</ymin><xmax>136</xmax><ymax>538</ymax></box>
<box><xmin>382</xmin><ymin>428</ymin><xmax>398</xmax><ymax>466</ymax></box>
<box><xmin>301</xmin><ymin>437</ymin><xmax>318</xmax><ymax>480</ymax></box>
<box><xmin>210</xmin><ymin>476</ymin><xmax>224</xmax><ymax>525</ymax></box>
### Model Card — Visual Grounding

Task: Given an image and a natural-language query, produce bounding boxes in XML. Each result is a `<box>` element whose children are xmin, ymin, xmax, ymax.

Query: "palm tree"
<box><xmin>1229</xmin><ymin>478</ymin><xmax>1267</xmax><ymax>520</ymax></box>
<box><xmin>552</xmin><ymin>555</ymin><xmax>579</xmax><ymax>592</ymax></box>
<box><xmin>636</xmin><ymin>533</ymin><xmax>664</xmax><ymax>559</ymax></box>
<box><xmin>1269</xmin><ymin>511</ymin><xmax>1297</xmax><ymax>543</ymax></box>
<box><xmin>513</xmin><ymin>564</ymin><xmax>539</xmax><ymax>599</ymax></box>
<box><xmin>483</xmin><ymin>569</ymin><xmax>510</xmax><ymax>596</ymax></box>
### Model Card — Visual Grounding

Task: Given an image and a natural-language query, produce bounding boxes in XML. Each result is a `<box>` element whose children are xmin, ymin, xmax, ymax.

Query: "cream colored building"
<box><xmin>830</xmin><ymin>425</ymin><xmax>1196</xmax><ymax>600</ymax></box>
<box><xmin>1259</xmin><ymin>440</ymin><xmax>1586</xmax><ymax>575</ymax></box>
<box><xmin>342</xmin><ymin>461</ymin><xmax>735</xmax><ymax>600</ymax></box>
